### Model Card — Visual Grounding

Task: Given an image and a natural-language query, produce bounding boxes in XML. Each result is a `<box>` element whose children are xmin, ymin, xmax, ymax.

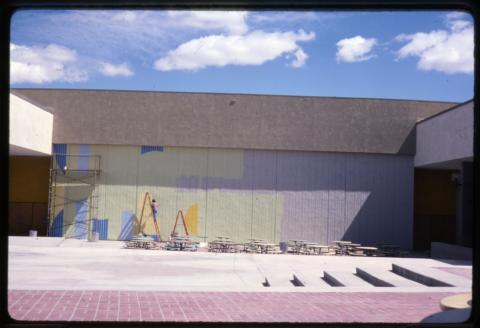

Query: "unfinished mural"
<box><xmin>49</xmin><ymin>144</ymin><xmax>414</xmax><ymax>247</ymax></box>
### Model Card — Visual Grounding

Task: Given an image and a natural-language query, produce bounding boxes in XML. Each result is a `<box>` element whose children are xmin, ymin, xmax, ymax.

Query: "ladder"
<box><xmin>171</xmin><ymin>210</ymin><xmax>189</xmax><ymax>237</ymax></box>
<box><xmin>138</xmin><ymin>192</ymin><xmax>161</xmax><ymax>241</ymax></box>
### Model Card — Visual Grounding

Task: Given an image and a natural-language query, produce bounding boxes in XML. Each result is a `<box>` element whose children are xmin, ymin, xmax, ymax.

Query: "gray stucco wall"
<box><xmin>11</xmin><ymin>89</ymin><xmax>455</xmax><ymax>155</ymax></box>
<box><xmin>277</xmin><ymin>151</ymin><xmax>414</xmax><ymax>249</ymax></box>
<box><xmin>415</xmin><ymin>101</ymin><xmax>473</xmax><ymax>168</ymax></box>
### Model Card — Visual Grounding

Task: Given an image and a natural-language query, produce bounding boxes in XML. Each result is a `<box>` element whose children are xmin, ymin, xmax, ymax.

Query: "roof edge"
<box><xmin>10</xmin><ymin>87</ymin><xmax>460</xmax><ymax>105</ymax></box>
<box><xmin>416</xmin><ymin>98</ymin><xmax>474</xmax><ymax>124</ymax></box>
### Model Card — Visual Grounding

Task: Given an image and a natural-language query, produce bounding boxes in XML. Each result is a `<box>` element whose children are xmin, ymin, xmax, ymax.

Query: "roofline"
<box><xmin>10</xmin><ymin>87</ymin><xmax>459</xmax><ymax>104</ymax></box>
<box><xmin>416</xmin><ymin>98</ymin><xmax>474</xmax><ymax>124</ymax></box>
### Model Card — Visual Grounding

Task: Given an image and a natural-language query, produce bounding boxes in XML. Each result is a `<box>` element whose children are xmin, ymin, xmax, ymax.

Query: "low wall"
<box><xmin>430</xmin><ymin>242</ymin><xmax>472</xmax><ymax>261</ymax></box>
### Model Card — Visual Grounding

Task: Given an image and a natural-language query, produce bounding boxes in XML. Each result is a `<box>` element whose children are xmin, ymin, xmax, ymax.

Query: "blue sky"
<box><xmin>10</xmin><ymin>10</ymin><xmax>474</xmax><ymax>102</ymax></box>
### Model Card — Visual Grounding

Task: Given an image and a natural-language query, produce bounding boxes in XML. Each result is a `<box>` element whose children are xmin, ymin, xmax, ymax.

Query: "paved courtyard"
<box><xmin>8</xmin><ymin>237</ymin><xmax>472</xmax><ymax>323</ymax></box>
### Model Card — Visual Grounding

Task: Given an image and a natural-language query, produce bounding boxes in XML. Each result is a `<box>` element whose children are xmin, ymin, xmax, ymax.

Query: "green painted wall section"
<box><xmin>53</xmin><ymin>144</ymin><xmax>280</xmax><ymax>242</ymax></box>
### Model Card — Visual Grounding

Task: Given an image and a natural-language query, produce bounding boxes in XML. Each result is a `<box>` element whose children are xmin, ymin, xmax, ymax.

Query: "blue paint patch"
<box><xmin>77</xmin><ymin>144</ymin><xmax>90</xmax><ymax>170</ymax></box>
<box><xmin>119</xmin><ymin>210</ymin><xmax>134</xmax><ymax>240</ymax></box>
<box><xmin>93</xmin><ymin>219</ymin><xmax>109</xmax><ymax>240</ymax></box>
<box><xmin>49</xmin><ymin>210</ymin><xmax>64</xmax><ymax>237</ymax></box>
<box><xmin>53</xmin><ymin>144</ymin><xmax>67</xmax><ymax>173</ymax></box>
<box><xmin>141</xmin><ymin>145</ymin><xmax>164</xmax><ymax>155</ymax></box>
<box><xmin>74</xmin><ymin>199</ymin><xmax>88</xmax><ymax>239</ymax></box>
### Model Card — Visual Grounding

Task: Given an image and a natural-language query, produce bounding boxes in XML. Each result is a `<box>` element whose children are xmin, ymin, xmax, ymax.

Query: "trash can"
<box><xmin>29</xmin><ymin>230</ymin><xmax>37</xmax><ymax>237</ymax></box>
<box><xmin>279</xmin><ymin>241</ymin><xmax>288</xmax><ymax>254</ymax></box>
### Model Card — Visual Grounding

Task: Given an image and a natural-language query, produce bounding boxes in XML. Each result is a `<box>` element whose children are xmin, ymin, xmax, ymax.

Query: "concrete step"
<box><xmin>262</xmin><ymin>272</ymin><xmax>296</xmax><ymax>287</ymax></box>
<box><xmin>292</xmin><ymin>272</ymin><xmax>330</xmax><ymax>288</ymax></box>
<box><xmin>392</xmin><ymin>263</ymin><xmax>471</xmax><ymax>287</ymax></box>
<box><xmin>323</xmin><ymin>271</ymin><xmax>372</xmax><ymax>287</ymax></box>
<box><xmin>356</xmin><ymin>267</ymin><xmax>423</xmax><ymax>287</ymax></box>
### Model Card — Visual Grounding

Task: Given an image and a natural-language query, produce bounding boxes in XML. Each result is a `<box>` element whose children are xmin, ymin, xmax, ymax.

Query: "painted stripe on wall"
<box><xmin>119</xmin><ymin>210</ymin><xmax>134</xmax><ymax>240</ymax></box>
<box><xmin>74</xmin><ymin>199</ymin><xmax>88</xmax><ymax>239</ymax></box>
<box><xmin>141</xmin><ymin>145</ymin><xmax>164</xmax><ymax>155</ymax></box>
<box><xmin>53</xmin><ymin>144</ymin><xmax>67</xmax><ymax>172</ymax></box>
<box><xmin>93</xmin><ymin>219</ymin><xmax>108</xmax><ymax>240</ymax></box>
<box><xmin>48</xmin><ymin>210</ymin><xmax>64</xmax><ymax>237</ymax></box>
<box><xmin>77</xmin><ymin>144</ymin><xmax>90</xmax><ymax>170</ymax></box>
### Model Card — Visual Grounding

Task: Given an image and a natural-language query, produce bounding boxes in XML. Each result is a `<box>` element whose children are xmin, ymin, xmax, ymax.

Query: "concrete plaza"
<box><xmin>8</xmin><ymin>237</ymin><xmax>472</xmax><ymax>322</ymax></box>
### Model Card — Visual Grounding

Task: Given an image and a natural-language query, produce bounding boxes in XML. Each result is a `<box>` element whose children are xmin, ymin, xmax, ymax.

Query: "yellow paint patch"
<box><xmin>185</xmin><ymin>203</ymin><xmax>198</xmax><ymax>235</ymax></box>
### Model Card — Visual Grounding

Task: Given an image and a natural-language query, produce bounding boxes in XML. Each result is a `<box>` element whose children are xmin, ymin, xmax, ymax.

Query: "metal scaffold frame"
<box><xmin>47</xmin><ymin>153</ymin><xmax>101</xmax><ymax>241</ymax></box>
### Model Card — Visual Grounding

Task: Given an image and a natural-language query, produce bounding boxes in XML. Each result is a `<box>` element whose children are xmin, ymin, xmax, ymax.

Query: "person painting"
<box><xmin>151</xmin><ymin>199</ymin><xmax>159</xmax><ymax>222</ymax></box>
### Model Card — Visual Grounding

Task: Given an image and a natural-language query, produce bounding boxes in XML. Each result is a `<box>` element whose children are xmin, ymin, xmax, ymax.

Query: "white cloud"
<box><xmin>99</xmin><ymin>62</ymin><xmax>134</xmax><ymax>77</ymax></box>
<box><xmin>290</xmin><ymin>49</ymin><xmax>308</xmax><ymax>68</ymax></box>
<box><xmin>395</xmin><ymin>13</ymin><xmax>473</xmax><ymax>74</ymax></box>
<box><xmin>166</xmin><ymin>11</ymin><xmax>248</xmax><ymax>35</ymax></box>
<box><xmin>336</xmin><ymin>36</ymin><xmax>377</xmax><ymax>63</ymax></box>
<box><xmin>154</xmin><ymin>30</ymin><xmax>315</xmax><ymax>71</ymax></box>
<box><xmin>10</xmin><ymin>43</ymin><xmax>88</xmax><ymax>84</ymax></box>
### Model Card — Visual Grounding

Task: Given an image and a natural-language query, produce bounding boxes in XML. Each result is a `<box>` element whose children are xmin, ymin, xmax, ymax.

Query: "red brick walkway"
<box><xmin>8</xmin><ymin>290</ymin><xmax>453</xmax><ymax>323</ymax></box>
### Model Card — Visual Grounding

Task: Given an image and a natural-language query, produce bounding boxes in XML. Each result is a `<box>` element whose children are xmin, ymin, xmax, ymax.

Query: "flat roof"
<box><xmin>11</xmin><ymin>88</ymin><xmax>457</xmax><ymax>155</ymax></box>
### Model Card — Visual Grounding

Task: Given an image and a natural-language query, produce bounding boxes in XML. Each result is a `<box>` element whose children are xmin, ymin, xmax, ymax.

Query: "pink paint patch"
<box><xmin>434</xmin><ymin>267</ymin><xmax>472</xmax><ymax>280</ymax></box>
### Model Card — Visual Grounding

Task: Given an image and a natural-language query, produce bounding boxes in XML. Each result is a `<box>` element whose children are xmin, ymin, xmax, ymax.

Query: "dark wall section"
<box><xmin>460</xmin><ymin>162</ymin><xmax>473</xmax><ymax>247</ymax></box>
<box><xmin>9</xmin><ymin>203</ymin><xmax>47</xmax><ymax>236</ymax></box>
<box><xmin>414</xmin><ymin>169</ymin><xmax>457</xmax><ymax>250</ymax></box>
<box><xmin>9</xmin><ymin>156</ymin><xmax>50</xmax><ymax>236</ymax></box>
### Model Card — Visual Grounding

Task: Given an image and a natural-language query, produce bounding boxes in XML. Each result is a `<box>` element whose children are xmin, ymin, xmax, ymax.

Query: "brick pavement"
<box><xmin>8</xmin><ymin>290</ymin><xmax>455</xmax><ymax>323</ymax></box>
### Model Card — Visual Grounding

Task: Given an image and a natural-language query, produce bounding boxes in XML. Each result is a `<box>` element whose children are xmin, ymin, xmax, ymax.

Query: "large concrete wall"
<box><xmin>12</xmin><ymin>89</ymin><xmax>456</xmax><ymax>155</ymax></box>
<box><xmin>9</xmin><ymin>94</ymin><xmax>53</xmax><ymax>156</ymax></box>
<box><xmin>415</xmin><ymin>101</ymin><xmax>473</xmax><ymax>168</ymax></box>
<box><xmin>51</xmin><ymin>144</ymin><xmax>414</xmax><ymax>248</ymax></box>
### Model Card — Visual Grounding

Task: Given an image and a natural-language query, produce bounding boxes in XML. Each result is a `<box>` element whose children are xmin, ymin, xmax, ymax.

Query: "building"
<box><xmin>8</xmin><ymin>89</ymin><xmax>474</xmax><ymax>250</ymax></box>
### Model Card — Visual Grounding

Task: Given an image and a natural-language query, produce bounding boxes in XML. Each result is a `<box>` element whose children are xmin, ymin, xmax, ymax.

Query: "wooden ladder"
<box><xmin>138</xmin><ymin>192</ymin><xmax>161</xmax><ymax>241</ymax></box>
<box><xmin>171</xmin><ymin>210</ymin><xmax>189</xmax><ymax>237</ymax></box>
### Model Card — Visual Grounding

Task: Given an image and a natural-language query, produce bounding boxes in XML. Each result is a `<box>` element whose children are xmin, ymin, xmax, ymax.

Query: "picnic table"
<box><xmin>333</xmin><ymin>240</ymin><xmax>352</xmax><ymax>255</ymax></box>
<box><xmin>244</xmin><ymin>240</ymin><xmax>278</xmax><ymax>254</ymax></box>
<box><xmin>287</xmin><ymin>240</ymin><xmax>308</xmax><ymax>254</ymax></box>
<box><xmin>256</xmin><ymin>243</ymin><xmax>278</xmax><ymax>254</ymax></box>
<box><xmin>377</xmin><ymin>244</ymin><xmax>403</xmax><ymax>256</ymax></box>
<box><xmin>124</xmin><ymin>235</ymin><xmax>160</xmax><ymax>250</ymax></box>
<box><xmin>209</xmin><ymin>239</ymin><xmax>240</xmax><ymax>253</ymax></box>
<box><xmin>165</xmin><ymin>235</ymin><xmax>197</xmax><ymax>251</ymax></box>
<box><xmin>355</xmin><ymin>246</ymin><xmax>378</xmax><ymax>256</ymax></box>
<box><xmin>304</xmin><ymin>244</ymin><xmax>330</xmax><ymax>255</ymax></box>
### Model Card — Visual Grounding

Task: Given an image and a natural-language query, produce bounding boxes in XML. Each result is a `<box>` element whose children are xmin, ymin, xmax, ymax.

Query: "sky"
<box><xmin>10</xmin><ymin>10</ymin><xmax>474</xmax><ymax>102</ymax></box>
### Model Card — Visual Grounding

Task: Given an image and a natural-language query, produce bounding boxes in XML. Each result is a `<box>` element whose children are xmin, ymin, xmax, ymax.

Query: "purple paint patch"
<box><xmin>176</xmin><ymin>176</ymin><xmax>200</xmax><ymax>190</ymax></box>
<box><xmin>77</xmin><ymin>144</ymin><xmax>90</xmax><ymax>170</ymax></box>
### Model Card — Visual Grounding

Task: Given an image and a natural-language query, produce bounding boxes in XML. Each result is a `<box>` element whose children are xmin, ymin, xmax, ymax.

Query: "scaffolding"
<box><xmin>47</xmin><ymin>153</ymin><xmax>101</xmax><ymax>240</ymax></box>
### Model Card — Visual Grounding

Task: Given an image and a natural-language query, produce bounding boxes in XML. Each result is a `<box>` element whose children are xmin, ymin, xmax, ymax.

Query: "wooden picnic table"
<box><xmin>356</xmin><ymin>246</ymin><xmax>378</xmax><ymax>256</ymax></box>
<box><xmin>209</xmin><ymin>240</ymin><xmax>240</xmax><ymax>253</ymax></box>
<box><xmin>166</xmin><ymin>235</ymin><xmax>197</xmax><ymax>251</ymax></box>
<box><xmin>289</xmin><ymin>239</ymin><xmax>307</xmax><ymax>244</ymax></box>
<box><xmin>333</xmin><ymin>241</ymin><xmax>352</xmax><ymax>255</ymax></box>
<box><xmin>287</xmin><ymin>240</ymin><xmax>307</xmax><ymax>254</ymax></box>
<box><xmin>304</xmin><ymin>244</ymin><xmax>330</xmax><ymax>255</ymax></box>
<box><xmin>333</xmin><ymin>240</ymin><xmax>352</xmax><ymax>245</ymax></box>
<box><xmin>125</xmin><ymin>235</ymin><xmax>160</xmax><ymax>250</ymax></box>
